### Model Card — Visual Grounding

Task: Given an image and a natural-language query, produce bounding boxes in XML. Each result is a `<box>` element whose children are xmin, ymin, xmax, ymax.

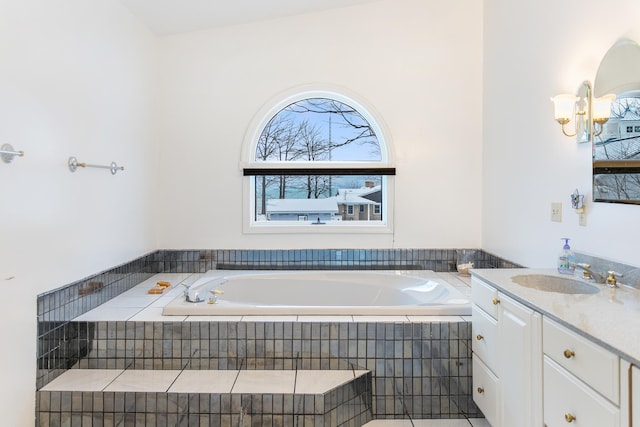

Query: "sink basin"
<box><xmin>511</xmin><ymin>274</ymin><xmax>600</xmax><ymax>294</ymax></box>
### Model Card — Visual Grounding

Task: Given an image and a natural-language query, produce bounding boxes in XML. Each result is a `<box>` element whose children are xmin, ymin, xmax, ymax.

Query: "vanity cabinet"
<box><xmin>471</xmin><ymin>277</ymin><xmax>542</xmax><ymax>427</ymax></box>
<box><xmin>542</xmin><ymin>317</ymin><xmax>621</xmax><ymax>426</ymax></box>
<box><xmin>620</xmin><ymin>360</ymin><xmax>637</xmax><ymax>427</ymax></box>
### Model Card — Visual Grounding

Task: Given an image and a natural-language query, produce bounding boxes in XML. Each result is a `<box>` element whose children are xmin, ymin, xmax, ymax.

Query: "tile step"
<box><xmin>40</xmin><ymin>369</ymin><xmax>369</xmax><ymax>394</ymax></box>
<box><xmin>37</xmin><ymin>370</ymin><xmax>373</xmax><ymax>426</ymax></box>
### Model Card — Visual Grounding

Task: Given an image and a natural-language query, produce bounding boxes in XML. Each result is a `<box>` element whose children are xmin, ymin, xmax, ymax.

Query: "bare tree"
<box><xmin>255</xmin><ymin>115</ymin><xmax>304</xmax><ymax>213</ymax></box>
<box><xmin>286</xmin><ymin>98</ymin><xmax>381</xmax><ymax>158</ymax></box>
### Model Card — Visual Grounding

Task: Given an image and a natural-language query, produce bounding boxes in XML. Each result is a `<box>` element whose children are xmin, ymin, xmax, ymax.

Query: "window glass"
<box><xmin>247</xmin><ymin>96</ymin><xmax>391</xmax><ymax>228</ymax></box>
<box><xmin>255</xmin><ymin>98</ymin><xmax>381</xmax><ymax>163</ymax></box>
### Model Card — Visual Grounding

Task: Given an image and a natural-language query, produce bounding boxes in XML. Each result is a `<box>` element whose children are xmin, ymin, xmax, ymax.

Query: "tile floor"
<box><xmin>363</xmin><ymin>419</ymin><xmax>490</xmax><ymax>426</ymax></box>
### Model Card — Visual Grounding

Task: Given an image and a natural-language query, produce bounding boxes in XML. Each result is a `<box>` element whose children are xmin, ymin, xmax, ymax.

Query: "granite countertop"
<box><xmin>471</xmin><ymin>268</ymin><xmax>640</xmax><ymax>366</ymax></box>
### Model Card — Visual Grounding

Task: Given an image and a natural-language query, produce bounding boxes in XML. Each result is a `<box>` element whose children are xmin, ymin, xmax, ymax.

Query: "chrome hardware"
<box><xmin>563</xmin><ymin>349</ymin><xmax>575</xmax><ymax>359</ymax></box>
<box><xmin>492</xmin><ymin>297</ymin><xmax>500</xmax><ymax>305</ymax></box>
<box><xmin>476</xmin><ymin>334</ymin><xmax>484</xmax><ymax>341</ymax></box>
<box><xmin>477</xmin><ymin>387</ymin><xmax>484</xmax><ymax>394</ymax></box>
<box><xmin>207</xmin><ymin>292</ymin><xmax>218</xmax><ymax>304</ymax></box>
<box><xmin>572</xmin><ymin>263</ymin><xmax>604</xmax><ymax>283</ymax></box>
<box><xmin>181</xmin><ymin>283</ymin><xmax>204</xmax><ymax>303</ymax></box>
<box><xmin>0</xmin><ymin>144</ymin><xmax>24</xmax><ymax>164</ymax></box>
<box><xmin>576</xmin><ymin>263</ymin><xmax>593</xmax><ymax>279</ymax></box>
<box><xmin>68</xmin><ymin>156</ymin><xmax>124</xmax><ymax>175</ymax></box>
<box><xmin>564</xmin><ymin>413</ymin><xmax>576</xmax><ymax>423</ymax></box>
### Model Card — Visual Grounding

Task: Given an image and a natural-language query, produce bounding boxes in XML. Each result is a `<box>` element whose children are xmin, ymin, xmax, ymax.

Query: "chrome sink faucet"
<box><xmin>572</xmin><ymin>263</ymin><xmax>604</xmax><ymax>283</ymax></box>
<box><xmin>572</xmin><ymin>263</ymin><xmax>623</xmax><ymax>288</ymax></box>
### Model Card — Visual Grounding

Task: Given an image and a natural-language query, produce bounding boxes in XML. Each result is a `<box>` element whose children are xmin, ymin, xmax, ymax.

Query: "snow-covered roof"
<box><xmin>335</xmin><ymin>185</ymin><xmax>381</xmax><ymax>205</ymax></box>
<box><xmin>266</xmin><ymin>198</ymin><xmax>339</xmax><ymax>214</ymax></box>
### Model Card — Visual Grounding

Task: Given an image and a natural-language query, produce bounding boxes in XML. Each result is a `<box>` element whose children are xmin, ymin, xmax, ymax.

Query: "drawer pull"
<box><xmin>564</xmin><ymin>413</ymin><xmax>576</xmax><ymax>423</ymax></box>
<box><xmin>477</xmin><ymin>387</ymin><xmax>484</xmax><ymax>394</ymax></box>
<box><xmin>476</xmin><ymin>334</ymin><xmax>484</xmax><ymax>341</ymax></box>
<box><xmin>492</xmin><ymin>297</ymin><xmax>500</xmax><ymax>305</ymax></box>
<box><xmin>563</xmin><ymin>349</ymin><xmax>575</xmax><ymax>359</ymax></box>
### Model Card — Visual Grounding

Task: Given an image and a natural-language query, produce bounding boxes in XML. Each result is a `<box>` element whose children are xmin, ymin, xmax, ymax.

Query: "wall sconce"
<box><xmin>550</xmin><ymin>81</ymin><xmax>616</xmax><ymax>142</ymax></box>
<box><xmin>592</xmin><ymin>93</ymin><xmax>616</xmax><ymax>137</ymax></box>
<box><xmin>550</xmin><ymin>81</ymin><xmax>592</xmax><ymax>142</ymax></box>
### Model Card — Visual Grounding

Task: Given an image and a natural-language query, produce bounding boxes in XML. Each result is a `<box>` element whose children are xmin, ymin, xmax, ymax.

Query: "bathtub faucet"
<box><xmin>181</xmin><ymin>283</ymin><xmax>204</xmax><ymax>303</ymax></box>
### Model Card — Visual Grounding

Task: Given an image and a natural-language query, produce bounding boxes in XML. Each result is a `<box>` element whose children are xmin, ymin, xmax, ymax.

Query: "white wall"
<box><xmin>153</xmin><ymin>0</ymin><xmax>484</xmax><ymax>250</ymax></box>
<box><xmin>482</xmin><ymin>0</ymin><xmax>640</xmax><ymax>267</ymax></box>
<box><xmin>0</xmin><ymin>1</ymin><xmax>157</xmax><ymax>425</ymax></box>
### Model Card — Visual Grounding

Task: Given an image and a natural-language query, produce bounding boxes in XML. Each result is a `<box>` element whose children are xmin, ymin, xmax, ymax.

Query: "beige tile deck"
<box><xmin>103</xmin><ymin>370</ymin><xmax>181</xmax><ymax>392</ymax></box>
<box><xmin>232</xmin><ymin>370</ymin><xmax>296</xmax><ymax>394</ymax></box>
<box><xmin>169</xmin><ymin>370</ymin><xmax>239</xmax><ymax>393</ymax></box>
<box><xmin>40</xmin><ymin>369</ymin><xmax>122</xmax><ymax>392</ymax></box>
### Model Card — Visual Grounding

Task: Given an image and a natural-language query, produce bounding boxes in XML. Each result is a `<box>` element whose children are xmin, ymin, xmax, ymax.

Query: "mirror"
<box><xmin>593</xmin><ymin>38</ymin><xmax>640</xmax><ymax>204</ymax></box>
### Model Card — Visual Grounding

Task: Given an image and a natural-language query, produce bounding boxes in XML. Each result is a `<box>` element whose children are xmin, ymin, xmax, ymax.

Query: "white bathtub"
<box><xmin>162</xmin><ymin>270</ymin><xmax>471</xmax><ymax>316</ymax></box>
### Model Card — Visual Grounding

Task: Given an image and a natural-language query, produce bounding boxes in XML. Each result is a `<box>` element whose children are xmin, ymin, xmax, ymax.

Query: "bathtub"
<box><xmin>162</xmin><ymin>270</ymin><xmax>471</xmax><ymax>316</ymax></box>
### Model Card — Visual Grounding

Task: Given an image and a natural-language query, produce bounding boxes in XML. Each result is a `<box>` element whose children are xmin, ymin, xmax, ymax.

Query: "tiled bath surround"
<box><xmin>45</xmin><ymin>318</ymin><xmax>476</xmax><ymax>419</ymax></box>
<box><xmin>36</xmin><ymin>248</ymin><xmax>518</xmax><ymax>422</ymax></box>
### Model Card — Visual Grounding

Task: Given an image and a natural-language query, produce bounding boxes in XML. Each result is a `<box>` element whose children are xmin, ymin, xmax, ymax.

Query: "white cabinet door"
<box><xmin>498</xmin><ymin>292</ymin><xmax>543</xmax><ymax>427</ymax></box>
<box><xmin>544</xmin><ymin>355</ymin><xmax>620</xmax><ymax>427</ymax></box>
<box><xmin>633</xmin><ymin>364</ymin><xmax>640</xmax><ymax>427</ymax></box>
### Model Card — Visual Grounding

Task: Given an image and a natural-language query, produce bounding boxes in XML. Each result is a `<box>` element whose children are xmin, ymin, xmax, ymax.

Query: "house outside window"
<box><xmin>242</xmin><ymin>87</ymin><xmax>395</xmax><ymax>233</ymax></box>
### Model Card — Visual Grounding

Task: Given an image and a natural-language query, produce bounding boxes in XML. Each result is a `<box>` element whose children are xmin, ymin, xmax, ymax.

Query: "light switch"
<box><xmin>551</xmin><ymin>202</ymin><xmax>562</xmax><ymax>222</ymax></box>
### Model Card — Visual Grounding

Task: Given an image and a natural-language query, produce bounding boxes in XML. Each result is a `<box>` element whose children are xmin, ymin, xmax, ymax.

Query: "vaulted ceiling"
<box><xmin>118</xmin><ymin>0</ymin><xmax>383</xmax><ymax>35</ymax></box>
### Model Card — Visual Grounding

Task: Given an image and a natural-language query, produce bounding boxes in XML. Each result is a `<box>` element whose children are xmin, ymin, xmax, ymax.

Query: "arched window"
<box><xmin>242</xmin><ymin>89</ymin><xmax>394</xmax><ymax>233</ymax></box>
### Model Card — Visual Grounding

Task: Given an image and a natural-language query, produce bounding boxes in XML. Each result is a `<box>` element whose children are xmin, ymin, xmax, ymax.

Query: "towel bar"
<box><xmin>68</xmin><ymin>156</ymin><xmax>124</xmax><ymax>175</ymax></box>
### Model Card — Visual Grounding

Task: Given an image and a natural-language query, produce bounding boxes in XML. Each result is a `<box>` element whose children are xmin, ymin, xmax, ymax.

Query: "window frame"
<box><xmin>241</xmin><ymin>85</ymin><xmax>395</xmax><ymax>234</ymax></box>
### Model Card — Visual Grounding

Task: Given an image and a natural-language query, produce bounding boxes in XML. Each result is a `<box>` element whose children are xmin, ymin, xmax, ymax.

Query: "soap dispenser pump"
<box><xmin>557</xmin><ymin>238</ymin><xmax>575</xmax><ymax>275</ymax></box>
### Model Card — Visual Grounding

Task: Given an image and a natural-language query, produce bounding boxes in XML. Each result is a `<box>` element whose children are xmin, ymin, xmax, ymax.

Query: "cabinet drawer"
<box><xmin>544</xmin><ymin>356</ymin><xmax>619</xmax><ymax>427</ymax></box>
<box><xmin>471</xmin><ymin>277</ymin><xmax>499</xmax><ymax>319</ymax></box>
<box><xmin>472</xmin><ymin>304</ymin><xmax>499</xmax><ymax>373</ymax></box>
<box><xmin>543</xmin><ymin>317</ymin><xmax>619</xmax><ymax>404</ymax></box>
<box><xmin>473</xmin><ymin>355</ymin><xmax>499</xmax><ymax>427</ymax></box>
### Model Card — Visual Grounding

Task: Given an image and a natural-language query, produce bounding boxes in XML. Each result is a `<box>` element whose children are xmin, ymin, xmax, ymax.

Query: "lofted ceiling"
<box><xmin>118</xmin><ymin>0</ymin><xmax>383</xmax><ymax>35</ymax></box>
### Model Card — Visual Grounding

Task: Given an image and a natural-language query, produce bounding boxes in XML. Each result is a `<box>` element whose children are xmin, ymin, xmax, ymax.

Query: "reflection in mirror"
<box><xmin>593</xmin><ymin>39</ymin><xmax>640</xmax><ymax>204</ymax></box>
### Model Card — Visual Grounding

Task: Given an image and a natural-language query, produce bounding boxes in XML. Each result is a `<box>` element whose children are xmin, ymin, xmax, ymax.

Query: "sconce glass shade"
<box><xmin>592</xmin><ymin>94</ymin><xmax>616</xmax><ymax>122</ymax></box>
<box><xmin>551</xmin><ymin>81</ymin><xmax>593</xmax><ymax>142</ymax></box>
<box><xmin>550</xmin><ymin>94</ymin><xmax>579</xmax><ymax>122</ymax></box>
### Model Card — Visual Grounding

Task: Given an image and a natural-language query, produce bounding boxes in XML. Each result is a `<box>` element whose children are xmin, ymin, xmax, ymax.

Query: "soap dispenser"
<box><xmin>557</xmin><ymin>238</ymin><xmax>575</xmax><ymax>275</ymax></box>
